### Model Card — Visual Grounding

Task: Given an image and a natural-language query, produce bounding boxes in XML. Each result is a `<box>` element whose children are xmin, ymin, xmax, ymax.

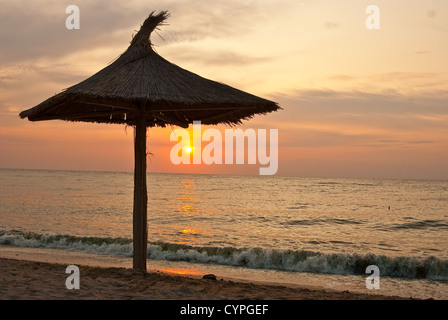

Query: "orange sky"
<box><xmin>1</xmin><ymin>0</ymin><xmax>447</xmax><ymax>179</ymax></box>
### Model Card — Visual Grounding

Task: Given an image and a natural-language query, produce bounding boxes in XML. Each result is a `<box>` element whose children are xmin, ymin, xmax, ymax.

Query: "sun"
<box><xmin>185</xmin><ymin>146</ymin><xmax>192</xmax><ymax>153</ymax></box>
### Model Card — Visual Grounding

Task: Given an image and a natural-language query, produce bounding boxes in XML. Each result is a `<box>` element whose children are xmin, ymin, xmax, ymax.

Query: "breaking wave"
<box><xmin>1</xmin><ymin>229</ymin><xmax>447</xmax><ymax>281</ymax></box>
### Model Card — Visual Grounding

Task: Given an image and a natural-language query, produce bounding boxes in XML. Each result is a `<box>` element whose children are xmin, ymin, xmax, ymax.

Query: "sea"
<box><xmin>1</xmin><ymin>168</ymin><xmax>447</xmax><ymax>299</ymax></box>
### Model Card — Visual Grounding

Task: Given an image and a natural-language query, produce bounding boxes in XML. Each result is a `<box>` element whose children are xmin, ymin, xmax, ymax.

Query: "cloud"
<box><xmin>414</xmin><ymin>51</ymin><xmax>429</xmax><ymax>55</ymax></box>
<box><xmin>321</xmin><ymin>72</ymin><xmax>448</xmax><ymax>96</ymax></box>
<box><xmin>324</xmin><ymin>22</ymin><xmax>340</xmax><ymax>29</ymax></box>
<box><xmin>0</xmin><ymin>0</ymin><xmax>294</xmax><ymax>64</ymax></box>
<box><xmin>0</xmin><ymin>0</ymin><xmax>138</xmax><ymax>63</ymax></box>
<box><xmin>0</xmin><ymin>63</ymin><xmax>86</xmax><ymax>85</ymax></box>
<box><xmin>288</xmin><ymin>88</ymin><xmax>448</xmax><ymax>116</ymax></box>
<box><xmin>427</xmin><ymin>10</ymin><xmax>437</xmax><ymax>18</ymax></box>
<box><xmin>0</xmin><ymin>62</ymin><xmax>89</xmax><ymax>119</ymax></box>
<box><xmin>258</xmin><ymin>87</ymin><xmax>448</xmax><ymax>179</ymax></box>
<box><xmin>156</xmin><ymin>0</ymin><xmax>294</xmax><ymax>45</ymax></box>
<box><xmin>162</xmin><ymin>47</ymin><xmax>271</xmax><ymax>67</ymax></box>
<box><xmin>265</xmin><ymin>88</ymin><xmax>448</xmax><ymax>146</ymax></box>
<box><xmin>327</xmin><ymin>74</ymin><xmax>356</xmax><ymax>81</ymax></box>
<box><xmin>406</xmin><ymin>140</ymin><xmax>434</xmax><ymax>144</ymax></box>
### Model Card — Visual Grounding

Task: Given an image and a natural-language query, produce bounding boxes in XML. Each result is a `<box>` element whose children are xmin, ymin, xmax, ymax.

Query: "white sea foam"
<box><xmin>1</xmin><ymin>230</ymin><xmax>447</xmax><ymax>280</ymax></box>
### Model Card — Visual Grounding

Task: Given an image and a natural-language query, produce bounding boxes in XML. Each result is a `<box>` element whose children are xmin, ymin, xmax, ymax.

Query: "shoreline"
<box><xmin>0</xmin><ymin>257</ymin><xmax>408</xmax><ymax>300</ymax></box>
<box><xmin>0</xmin><ymin>245</ymin><xmax>412</xmax><ymax>300</ymax></box>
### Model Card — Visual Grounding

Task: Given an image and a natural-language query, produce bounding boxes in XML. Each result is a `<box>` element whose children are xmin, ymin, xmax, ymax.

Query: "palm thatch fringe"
<box><xmin>19</xmin><ymin>11</ymin><xmax>280</xmax><ymax>127</ymax></box>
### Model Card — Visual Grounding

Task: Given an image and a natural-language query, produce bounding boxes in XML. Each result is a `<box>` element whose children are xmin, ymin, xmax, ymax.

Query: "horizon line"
<box><xmin>1</xmin><ymin>167</ymin><xmax>446</xmax><ymax>182</ymax></box>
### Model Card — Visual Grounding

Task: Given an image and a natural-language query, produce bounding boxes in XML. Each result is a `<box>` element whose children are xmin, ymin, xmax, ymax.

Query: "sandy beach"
<box><xmin>0</xmin><ymin>250</ymin><xmax>409</xmax><ymax>301</ymax></box>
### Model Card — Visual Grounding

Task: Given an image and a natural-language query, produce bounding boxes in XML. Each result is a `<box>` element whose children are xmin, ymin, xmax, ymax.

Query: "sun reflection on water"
<box><xmin>172</xmin><ymin>176</ymin><xmax>208</xmax><ymax>244</ymax></box>
<box><xmin>177</xmin><ymin>176</ymin><xmax>200</xmax><ymax>217</ymax></box>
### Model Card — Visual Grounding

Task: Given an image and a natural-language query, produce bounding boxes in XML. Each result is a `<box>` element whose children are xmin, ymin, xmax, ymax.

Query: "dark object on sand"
<box><xmin>203</xmin><ymin>274</ymin><xmax>217</xmax><ymax>281</ymax></box>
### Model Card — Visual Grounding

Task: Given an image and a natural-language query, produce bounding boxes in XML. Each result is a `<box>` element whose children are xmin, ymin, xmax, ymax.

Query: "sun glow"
<box><xmin>185</xmin><ymin>146</ymin><xmax>192</xmax><ymax>153</ymax></box>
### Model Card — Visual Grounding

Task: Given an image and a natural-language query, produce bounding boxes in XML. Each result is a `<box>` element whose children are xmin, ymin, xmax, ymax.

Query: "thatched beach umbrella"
<box><xmin>19</xmin><ymin>11</ymin><xmax>280</xmax><ymax>271</ymax></box>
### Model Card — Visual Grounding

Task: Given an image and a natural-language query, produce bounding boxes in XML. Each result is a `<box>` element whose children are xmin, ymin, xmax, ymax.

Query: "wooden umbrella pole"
<box><xmin>133</xmin><ymin>102</ymin><xmax>148</xmax><ymax>271</ymax></box>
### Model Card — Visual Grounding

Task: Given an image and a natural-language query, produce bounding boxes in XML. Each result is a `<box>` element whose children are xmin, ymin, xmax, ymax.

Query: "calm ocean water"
<box><xmin>1</xmin><ymin>168</ymin><xmax>447</xmax><ymax>298</ymax></box>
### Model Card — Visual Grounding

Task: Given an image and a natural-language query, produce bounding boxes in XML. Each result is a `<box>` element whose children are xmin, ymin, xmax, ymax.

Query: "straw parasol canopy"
<box><xmin>19</xmin><ymin>11</ymin><xmax>280</xmax><ymax>271</ymax></box>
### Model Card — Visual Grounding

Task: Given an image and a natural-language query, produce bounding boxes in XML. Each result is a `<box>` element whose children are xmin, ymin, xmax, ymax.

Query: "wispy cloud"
<box><xmin>322</xmin><ymin>72</ymin><xmax>448</xmax><ymax>95</ymax></box>
<box><xmin>0</xmin><ymin>0</ymin><xmax>294</xmax><ymax>63</ymax></box>
<box><xmin>162</xmin><ymin>47</ymin><xmax>270</xmax><ymax>67</ymax></box>
<box><xmin>0</xmin><ymin>0</ymin><xmax>145</xmax><ymax>63</ymax></box>
<box><xmin>265</xmin><ymin>88</ymin><xmax>448</xmax><ymax>150</ymax></box>
<box><xmin>324</xmin><ymin>22</ymin><xmax>340</xmax><ymax>29</ymax></box>
<box><xmin>427</xmin><ymin>10</ymin><xmax>437</xmax><ymax>18</ymax></box>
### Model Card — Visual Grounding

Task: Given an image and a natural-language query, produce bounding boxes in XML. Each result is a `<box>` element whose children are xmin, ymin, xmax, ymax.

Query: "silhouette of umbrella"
<box><xmin>19</xmin><ymin>11</ymin><xmax>280</xmax><ymax>271</ymax></box>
